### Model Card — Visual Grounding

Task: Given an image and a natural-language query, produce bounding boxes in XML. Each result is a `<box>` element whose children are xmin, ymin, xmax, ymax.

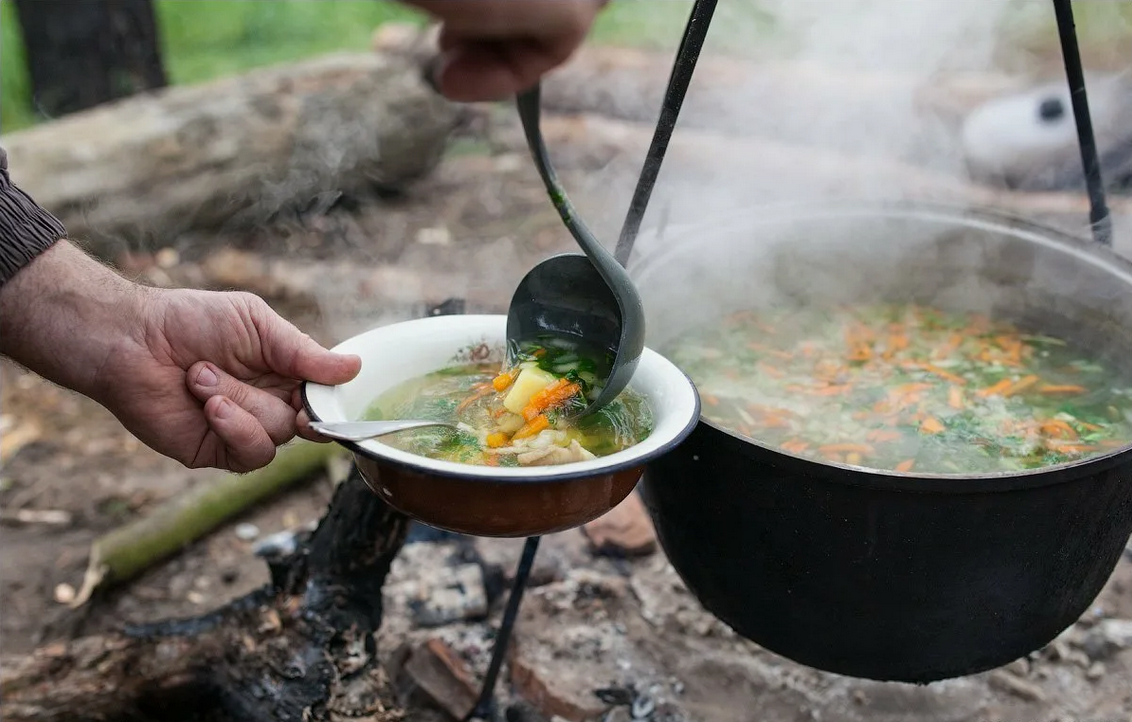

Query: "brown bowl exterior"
<box><xmin>353</xmin><ymin>453</ymin><xmax>643</xmax><ymax>537</ymax></box>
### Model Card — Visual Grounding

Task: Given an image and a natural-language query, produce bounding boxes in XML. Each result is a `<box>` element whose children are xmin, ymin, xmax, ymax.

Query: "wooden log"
<box><xmin>2</xmin><ymin>52</ymin><xmax>463</xmax><ymax>260</ymax></box>
<box><xmin>71</xmin><ymin>440</ymin><xmax>346</xmax><ymax>608</ymax></box>
<box><xmin>373</xmin><ymin>23</ymin><xmax>1027</xmax><ymax>140</ymax></box>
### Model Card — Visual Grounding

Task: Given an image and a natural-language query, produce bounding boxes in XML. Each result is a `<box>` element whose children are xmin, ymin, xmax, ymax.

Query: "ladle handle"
<box><xmin>515</xmin><ymin>84</ymin><xmax>623</xmax><ymax>276</ymax></box>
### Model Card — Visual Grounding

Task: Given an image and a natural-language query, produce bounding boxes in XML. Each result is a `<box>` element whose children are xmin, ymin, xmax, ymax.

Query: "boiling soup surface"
<box><xmin>364</xmin><ymin>337</ymin><xmax>654</xmax><ymax>467</ymax></box>
<box><xmin>665</xmin><ymin>303</ymin><xmax>1132</xmax><ymax>474</ymax></box>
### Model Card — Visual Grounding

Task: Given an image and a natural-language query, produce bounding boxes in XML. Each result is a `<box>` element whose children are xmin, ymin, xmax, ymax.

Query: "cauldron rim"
<box><xmin>630</xmin><ymin>199</ymin><xmax>1132</xmax><ymax>495</ymax></box>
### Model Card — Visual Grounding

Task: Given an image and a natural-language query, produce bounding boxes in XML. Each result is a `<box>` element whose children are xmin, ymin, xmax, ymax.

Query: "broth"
<box><xmin>364</xmin><ymin>337</ymin><xmax>653</xmax><ymax>467</ymax></box>
<box><xmin>665</xmin><ymin>303</ymin><xmax>1132</xmax><ymax>474</ymax></box>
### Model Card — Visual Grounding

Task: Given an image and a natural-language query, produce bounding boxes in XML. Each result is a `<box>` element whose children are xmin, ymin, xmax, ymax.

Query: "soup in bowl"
<box><xmin>302</xmin><ymin>314</ymin><xmax>700</xmax><ymax>537</ymax></box>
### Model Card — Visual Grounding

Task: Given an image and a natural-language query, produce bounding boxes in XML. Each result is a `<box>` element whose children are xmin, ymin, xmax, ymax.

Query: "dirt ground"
<box><xmin>3</xmin><ymin>112</ymin><xmax>1132</xmax><ymax>721</ymax></box>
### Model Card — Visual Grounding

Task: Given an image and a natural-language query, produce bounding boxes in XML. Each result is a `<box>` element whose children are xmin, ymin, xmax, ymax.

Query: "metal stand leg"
<box><xmin>1052</xmin><ymin>0</ymin><xmax>1112</xmax><ymax>247</ymax></box>
<box><xmin>463</xmin><ymin>535</ymin><xmax>542</xmax><ymax>722</ymax></box>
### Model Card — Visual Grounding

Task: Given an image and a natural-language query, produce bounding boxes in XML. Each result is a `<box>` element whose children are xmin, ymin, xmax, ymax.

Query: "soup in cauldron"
<box><xmin>665</xmin><ymin>303</ymin><xmax>1132</xmax><ymax>474</ymax></box>
<box><xmin>363</xmin><ymin>337</ymin><xmax>654</xmax><ymax>467</ymax></box>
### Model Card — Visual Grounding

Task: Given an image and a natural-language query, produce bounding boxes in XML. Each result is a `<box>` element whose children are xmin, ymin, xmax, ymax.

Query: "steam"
<box><xmin>306</xmin><ymin>0</ymin><xmax>1131</xmax><ymax>353</ymax></box>
<box><xmin>579</xmin><ymin>0</ymin><xmax>1028</xmax><ymax>243</ymax></box>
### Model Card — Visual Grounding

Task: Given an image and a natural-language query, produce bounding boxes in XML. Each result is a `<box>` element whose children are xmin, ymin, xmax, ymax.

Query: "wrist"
<box><xmin>0</xmin><ymin>240</ymin><xmax>151</xmax><ymax>402</ymax></box>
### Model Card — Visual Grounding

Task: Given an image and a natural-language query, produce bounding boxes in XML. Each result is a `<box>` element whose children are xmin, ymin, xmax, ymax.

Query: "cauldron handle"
<box><xmin>1052</xmin><ymin>0</ymin><xmax>1112</xmax><ymax>247</ymax></box>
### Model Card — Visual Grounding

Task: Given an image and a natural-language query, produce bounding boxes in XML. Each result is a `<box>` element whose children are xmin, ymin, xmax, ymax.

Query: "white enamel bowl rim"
<box><xmin>302</xmin><ymin>314</ymin><xmax>701</xmax><ymax>482</ymax></box>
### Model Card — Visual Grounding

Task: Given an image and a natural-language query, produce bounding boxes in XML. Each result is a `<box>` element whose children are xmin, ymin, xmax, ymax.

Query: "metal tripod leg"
<box><xmin>463</xmin><ymin>535</ymin><xmax>542</xmax><ymax>722</ymax></box>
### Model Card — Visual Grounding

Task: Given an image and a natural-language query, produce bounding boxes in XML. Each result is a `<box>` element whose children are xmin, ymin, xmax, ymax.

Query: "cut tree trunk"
<box><xmin>372</xmin><ymin>23</ymin><xmax>1026</xmax><ymax>141</ymax></box>
<box><xmin>0</xmin><ymin>466</ymin><xmax>412</xmax><ymax>722</ymax></box>
<box><xmin>12</xmin><ymin>0</ymin><xmax>167</xmax><ymax>118</ymax></box>
<box><xmin>1</xmin><ymin>52</ymin><xmax>463</xmax><ymax>260</ymax></box>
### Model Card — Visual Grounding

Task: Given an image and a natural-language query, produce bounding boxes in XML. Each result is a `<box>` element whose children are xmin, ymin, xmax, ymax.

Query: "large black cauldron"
<box><xmin>631</xmin><ymin>202</ymin><xmax>1132</xmax><ymax>683</ymax></box>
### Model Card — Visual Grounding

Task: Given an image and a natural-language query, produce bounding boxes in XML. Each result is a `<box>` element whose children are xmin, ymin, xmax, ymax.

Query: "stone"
<box><xmin>234</xmin><ymin>523</ymin><xmax>260</xmax><ymax>541</ymax></box>
<box><xmin>508</xmin><ymin>641</ymin><xmax>608</xmax><ymax>722</ymax></box>
<box><xmin>1005</xmin><ymin>658</ymin><xmax>1029</xmax><ymax>676</ymax></box>
<box><xmin>1080</xmin><ymin>618</ymin><xmax>1132</xmax><ymax>660</ymax></box>
<box><xmin>987</xmin><ymin>670</ymin><xmax>1046</xmax><ymax>702</ymax></box>
<box><xmin>581</xmin><ymin>492</ymin><xmax>657</xmax><ymax>558</ymax></box>
<box><xmin>407</xmin><ymin>563</ymin><xmax>489</xmax><ymax>628</ymax></box>
<box><xmin>395</xmin><ymin>639</ymin><xmax>479</xmax><ymax>721</ymax></box>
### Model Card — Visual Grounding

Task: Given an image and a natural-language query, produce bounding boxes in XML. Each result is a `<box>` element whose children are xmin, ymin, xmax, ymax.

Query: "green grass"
<box><xmin>1</xmin><ymin>0</ymin><xmax>35</xmax><ymax>131</ymax></box>
<box><xmin>1</xmin><ymin>0</ymin><xmax>1129</xmax><ymax>134</ymax></box>
<box><xmin>1</xmin><ymin>0</ymin><xmax>428</xmax><ymax>133</ymax></box>
<box><xmin>0</xmin><ymin>0</ymin><xmax>748</xmax><ymax>134</ymax></box>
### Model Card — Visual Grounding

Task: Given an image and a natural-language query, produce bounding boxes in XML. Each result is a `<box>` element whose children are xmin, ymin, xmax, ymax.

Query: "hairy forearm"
<box><xmin>0</xmin><ymin>240</ymin><xmax>148</xmax><ymax>401</ymax></box>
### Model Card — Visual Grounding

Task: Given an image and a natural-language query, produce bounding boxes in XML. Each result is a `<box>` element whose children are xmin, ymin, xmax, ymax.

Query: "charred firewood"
<box><xmin>0</xmin><ymin>467</ymin><xmax>411</xmax><ymax>722</ymax></box>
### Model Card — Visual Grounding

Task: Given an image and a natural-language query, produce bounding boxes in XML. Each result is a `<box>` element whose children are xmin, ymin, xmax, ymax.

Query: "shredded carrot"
<box><xmin>882</xmin><ymin>334</ymin><xmax>908</xmax><ymax>360</ymax></box>
<box><xmin>1045</xmin><ymin>441</ymin><xmax>1094</xmax><ymax>454</ymax></box>
<box><xmin>1003</xmin><ymin>374</ymin><xmax>1040</xmax><ymax>397</ymax></box>
<box><xmin>1039</xmin><ymin>420</ymin><xmax>1078</xmax><ymax>440</ymax></box>
<box><xmin>895</xmin><ymin>382</ymin><xmax>933</xmax><ymax>394</ymax></box>
<box><xmin>521</xmin><ymin>379</ymin><xmax>581</xmax><ymax>421</ymax></box>
<box><xmin>895</xmin><ymin>459</ymin><xmax>916</xmax><ymax>473</ymax></box>
<box><xmin>780</xmin><ymin>439</ymin><xmax>810</xmax><ymax>454</ymax></box>
<box><xmin>703</xmin><ymin>394</ymin><xmax>720</xmax><ymax>407</ymax></box>
<box><xmin>484</xmin><ymin>454</ymin><xmax>501</xmax><ymax>466</ymax></box>
<box><xmin>513</xmin><ymin>415</ymin><xmax>550</xmax><ymax>440</ymax></box>
<box><xmin>486</xmin><ymin>432</ymin><xmax>509</xmax><ymax>448</ymax></box>
<box><xmin>917</xmin><ymin>362</ymin><xmax>967</xmax><ymax>386</ymax></box>
<box><xmin>760</xmin><ymin>416</ymin><xmax>792</xmax><ymax>429</ymax></box>
<box><xmin>747</xmin><ymin>343</ymin><xmax>793</xmax><ymax>360</ymax></box>
<box><xmin>920</xmin><ymin>417</ymin><xmax>945</xmax><ymax>434</ymax></box>
<box><xmin>865</xmin><ymin>429</ymin><xmax>902</xmax><ymax>443</ymax></box>
<box><xmin>757</xmin><ymin>363</ymin><xmax>786</xmax><ymax>378</ymax></box>
<box><xmin>817</xmin><ymin>443</ymin><xmax>875</xmax><ymax>455</ymax></box>
<box><xmin>1038</xmin><ymin>384</ymin><xmax>1087</xmax><ymax>395</ymax></box>
<box><xmin>948</xmin><ymin>385</ymin><xmax>964</xmax><ymax>410</ymax></box>
<box><xmin>976</xmin><ymin>378</ymin><xmax>1014</xmax><ymax>398</ymax></box>
<box><xmin>456</xmin><ymin>385</ymin><xmax>494</xmax><ymax>413</ymax></box>
<box><xmin>492</xmin><ymin>370</ymin><xmax>517</xmax><ymax>392</ymax></box>
<box><xmin>847</xmin><ymin>343</ymin><xmax>873</xmax><ymax>362</ymax></box>
<box><xmin>812</xmin><ymin>384</ymin><xmax>853</xmax><ymax>396</ymax></box>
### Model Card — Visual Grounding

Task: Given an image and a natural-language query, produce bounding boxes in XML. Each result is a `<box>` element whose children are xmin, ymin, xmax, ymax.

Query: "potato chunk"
<box><xmin>503</xmin><ymin>367</ymin><xmax>558</xmax><ymax>415</ymax></box>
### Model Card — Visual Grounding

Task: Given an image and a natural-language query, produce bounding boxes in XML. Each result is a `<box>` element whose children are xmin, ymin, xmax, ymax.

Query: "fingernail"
<box><xmin>196</xmin><ymin>365</ymin><xmax>218</xmax><ymax>387</ymax></box>
<box><xmin>213</xmin><ymin>397</ymin><xmax>233</xmax><ymax>420</ymax></box>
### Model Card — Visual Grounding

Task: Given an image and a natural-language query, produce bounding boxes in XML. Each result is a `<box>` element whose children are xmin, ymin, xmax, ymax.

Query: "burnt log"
<box><xmin>0</xmin><ymin>467</ymin><xmax>412</xmax><ymax>722</ymax></box>
<box><xmin>12</xmin><ymin>0</ymin><xmax>168</xmax><ymax>118</ymax></box>
<box><xmin>1</xmin><ymin>52</ymin><xmax>463</xmax><ymax>260</ymax></box>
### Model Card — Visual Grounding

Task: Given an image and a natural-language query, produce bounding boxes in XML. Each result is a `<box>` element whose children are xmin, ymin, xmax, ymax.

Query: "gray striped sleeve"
<box><xmin>0</xmin><ymin>146</ymin><xmax>67</xmax><ymax>287</ymax></box>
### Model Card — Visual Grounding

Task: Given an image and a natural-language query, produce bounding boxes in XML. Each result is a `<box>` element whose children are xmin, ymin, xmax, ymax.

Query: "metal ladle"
<box><xmin>506</xmin><ymin>82</ymin><xmax>646</xmax><ymax>417</ymax></box>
